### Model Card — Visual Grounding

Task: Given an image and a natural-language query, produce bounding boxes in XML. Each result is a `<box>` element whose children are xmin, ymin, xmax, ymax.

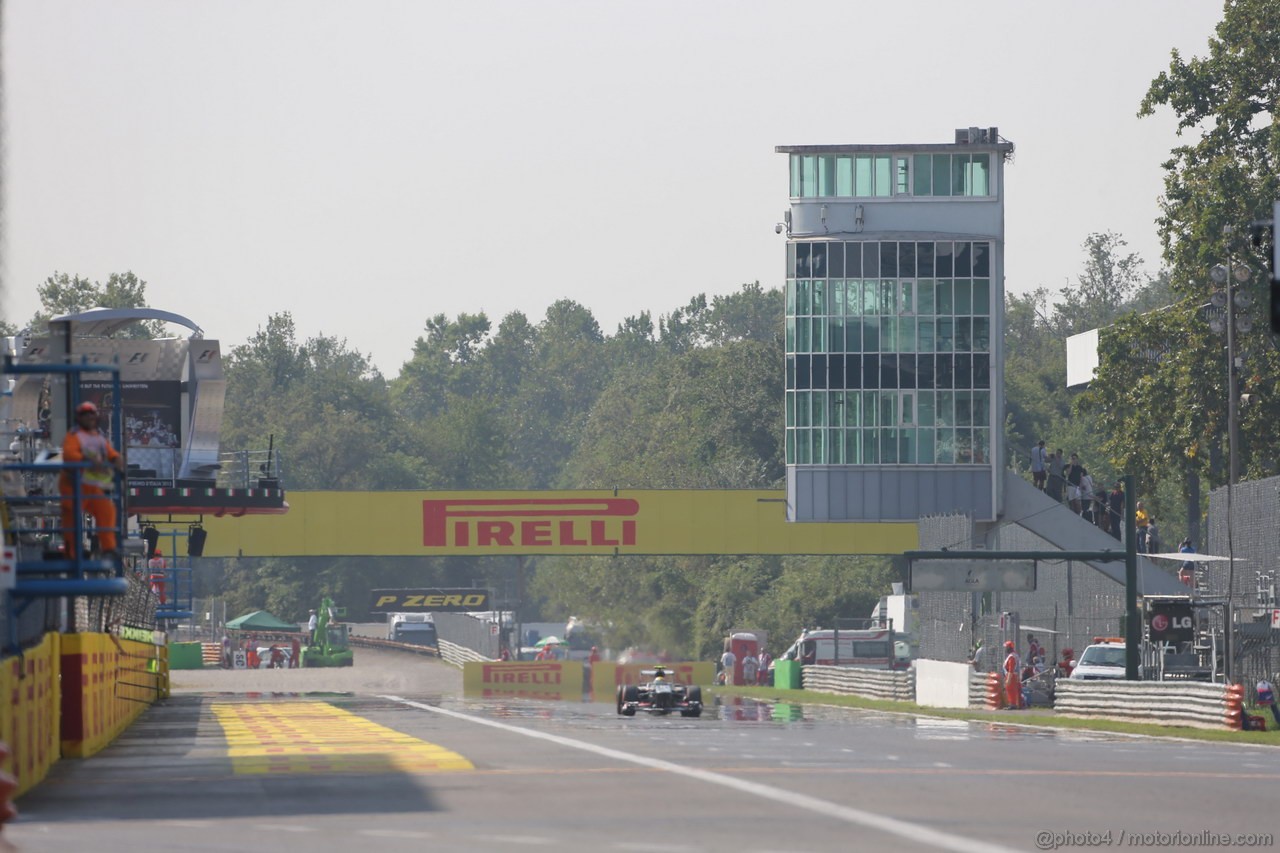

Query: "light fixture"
<box><xmin>1211</xmin><ymin>291</ymin><xmax>1228</xmax><ymax>309</ymax></box>
<box><xmin>1233</xmin><ymin>263</ymin><xmax>1252</xmax><ymax>282</ymax></box>
<box><xmin>188</xmin><ymin>524</ymin><xmax>207</xmax><ymax>557</ymax></box>
<box><xmin>1237</xmin><ymin>315</ymin><xmax>1254</xmax><ymax>334</ymax></box>
<box><xmin>1210</xmin><ymin>264</ymin><xmax>1229</xmax><ymax>284</ymax></box>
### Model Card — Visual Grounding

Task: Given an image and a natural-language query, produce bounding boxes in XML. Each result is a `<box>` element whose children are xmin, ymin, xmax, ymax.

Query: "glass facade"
<box><xmin>789</xmin><ymin>152</ymin><xmax>991</xmax><ymax>198</ymax></box>
<box><xmin>785</xmin><ymin>240</ymin><xmax>993</xmax><ymax>466</ymax></box>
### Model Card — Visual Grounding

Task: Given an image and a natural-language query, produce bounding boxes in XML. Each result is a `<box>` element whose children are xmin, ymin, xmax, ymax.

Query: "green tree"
<box><xmin>28</xmin><ymin>271</ymin><xmax>166</xmax><ymax>337</ymax></box>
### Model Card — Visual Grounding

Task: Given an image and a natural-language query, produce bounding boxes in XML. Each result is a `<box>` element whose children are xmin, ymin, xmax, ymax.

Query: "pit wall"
<box><xmin>61</xmin><ymin>633</ymin><xmax>169</xmax><ymax>758</ymax></box>
<box><xmin>0</xmin><ymin>631</ymin><xmax>169</xmax><ymax>796</ymax></box>
<box><xmin>0</xmin><ymin>633</ymin><xmax>61</xmax><ymax>796</ymax></box>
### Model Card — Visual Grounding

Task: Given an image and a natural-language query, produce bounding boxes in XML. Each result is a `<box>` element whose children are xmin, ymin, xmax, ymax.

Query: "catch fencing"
<box><xmin>801</xmin><ymin>665</ymin><xmax>915</xmax><ymax>701</ymax></box>
<box><xmin>1054</xmin><ymin>680</ymin><xmax>1243</xmax><ymax>730</ymax></box>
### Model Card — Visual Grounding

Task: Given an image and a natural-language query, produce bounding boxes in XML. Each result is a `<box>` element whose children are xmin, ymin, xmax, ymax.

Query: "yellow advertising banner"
<box><xmin>463</xmin><ymin>660</ymin><xmax>584</xmax><ymax>700</ymax></box>
<box><xmin>198</xmin><ymin>490</ymin><xmax>917</xmax><ymax>557</ymax></box>
<box><xmin>591</xmin><ymin>661</ymin><xmax>716</xmax><ymax>703</ymax></box>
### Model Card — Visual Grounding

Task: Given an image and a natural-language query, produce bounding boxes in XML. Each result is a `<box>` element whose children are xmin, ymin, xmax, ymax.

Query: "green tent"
<box><xmin>225</xmin><ymin>610</ymin><xmax>301</xmax><ymax>632</ymax></box>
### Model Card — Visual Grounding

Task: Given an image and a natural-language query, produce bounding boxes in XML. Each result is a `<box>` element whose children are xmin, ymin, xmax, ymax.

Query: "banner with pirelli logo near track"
<box><xmin>368</xmin><ymin>589</ymin><xmax>491</xmax><ymax>614</ymax></box>
<box><xmin>197</xmin><ymin>490</ymin><xmax>919</xmax><ymax>557</ymax></box>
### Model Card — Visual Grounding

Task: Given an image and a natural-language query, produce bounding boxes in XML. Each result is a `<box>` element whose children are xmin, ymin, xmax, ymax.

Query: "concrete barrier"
<box><xmin>914</xmin><ymin>659</ymin><xmax>972</xmax><ymax>708</ymax></box>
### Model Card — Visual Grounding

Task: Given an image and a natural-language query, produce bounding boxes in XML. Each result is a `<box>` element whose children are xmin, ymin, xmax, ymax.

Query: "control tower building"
<box><xmin>778</xmin><ymin>127</ymin><xmax>1014</xmax><ymax>523</ymax></box>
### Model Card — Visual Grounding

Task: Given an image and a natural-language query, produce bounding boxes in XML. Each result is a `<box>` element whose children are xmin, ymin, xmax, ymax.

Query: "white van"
<box><xmin>779</xmin><ymin>628</ymin><xmax>900</xmax><ymax>669</ymax></box>
<box><xmin>387</xmin><ymin>612</ymin><xmax>438</xmax><ymax>647</ymax></box>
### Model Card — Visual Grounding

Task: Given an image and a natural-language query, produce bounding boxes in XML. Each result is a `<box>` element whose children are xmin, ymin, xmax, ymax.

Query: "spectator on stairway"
<box><xmin>1079</xmin><ymin>472</ymin><xmax>1096</xmax><ymax>523</ymax></box>
<box><xmin>1046</xmin><ymin>449</ymin><xmax>1066</xmax><ymax>502</ymax></box>
<box><xmin>1134</xmin><ymin>501</ymin><xmax>1151</xmax><ymax>552</ymax></box>
<box><xmin>1063</xmin><ymin>453</ymin><xmax>1088</xmax><ymax>515</ymax></box>
<box><xmin>1178</xmin><ymin>539</ymin><xmax>1197</xmax><ymax>587</ymax></box>
<box><xmin>1107</xmin><ymin>482</ymin><xmax>1125</xmax><ymax>542</ymax></box>
<box><xmin>1030</xmin><ymin>440</ymin><xmax>1049</xmax><ymax>490</ymax></box>
<box><xmin>1146</xmin><ymin>516</ymin><xmax>1161</xmax><ymax>555</ymax></box>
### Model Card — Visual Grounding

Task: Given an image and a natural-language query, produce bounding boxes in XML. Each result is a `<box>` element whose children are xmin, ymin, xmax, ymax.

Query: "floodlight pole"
<box><xmin>1124</xmin><ymin>474</ymin><xmax>1140</xmax><ymax>680</ymax></box>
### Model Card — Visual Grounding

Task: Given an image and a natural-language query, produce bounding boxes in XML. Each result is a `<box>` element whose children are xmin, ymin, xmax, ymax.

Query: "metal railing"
<box><xmin>216</xmin><ymin>446</ymin><xmax>284</xmax><ymax>490</ymax></box>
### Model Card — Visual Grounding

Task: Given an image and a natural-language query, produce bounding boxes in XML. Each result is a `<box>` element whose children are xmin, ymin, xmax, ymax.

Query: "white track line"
<box><xmin>378</xmin><ymin>695</ymin><xmax>1017</xmax><ymax>853</ymax></box>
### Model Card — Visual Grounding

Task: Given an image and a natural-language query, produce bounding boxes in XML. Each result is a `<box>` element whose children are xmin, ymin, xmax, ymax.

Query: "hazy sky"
<box><xmin>3</xmin><ymin>1</ymin><xmax>1226</xmax><ymax>376</ymax></box>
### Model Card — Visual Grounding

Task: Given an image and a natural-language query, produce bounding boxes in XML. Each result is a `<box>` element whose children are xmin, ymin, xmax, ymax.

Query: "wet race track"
<box><xmin>6</xmin><ymin>648</ymin><xmax>1280</xmax><ymax>853</ymax></box>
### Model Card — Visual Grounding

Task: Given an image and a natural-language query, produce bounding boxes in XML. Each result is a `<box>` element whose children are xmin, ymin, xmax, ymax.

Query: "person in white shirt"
<box><xmin>1030</xmin><ymin>440</ymin><xmax>1048</xmax><ymax>490</ymax></box>
<box><xmin>741</xmin><ymin>653</ymin><xmax>759</xmax><ymax>686</ymax></box>
<box><xmin>307</xmin><ymin>610</ymin><xmax>318</xmax><ymax>644</ymax></box>
<box><xmin>719</xmin><ymin>648</ymin><xmax>737</xmax><ymax>686</ymax></box>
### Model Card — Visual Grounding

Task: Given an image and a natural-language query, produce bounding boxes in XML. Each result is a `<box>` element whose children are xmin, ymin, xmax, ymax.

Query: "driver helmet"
<box><xmin>653</xmin><ymin>666</ymin><xmax>666</xmax><ymax>680</ymax></box>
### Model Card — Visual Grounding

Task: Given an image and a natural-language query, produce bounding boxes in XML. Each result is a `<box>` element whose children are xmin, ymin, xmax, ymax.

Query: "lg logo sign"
<box><xmin>1151</xmin><ymin>613</ymin><xmax>1191</xmax><ymax>632</ymax></box>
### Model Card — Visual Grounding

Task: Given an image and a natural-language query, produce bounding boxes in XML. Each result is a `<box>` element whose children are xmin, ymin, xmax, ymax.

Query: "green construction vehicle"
<box><xmin>301</xmin><ymin>597</ymin><xmax>354</xmax><ymax>667</ymax></box>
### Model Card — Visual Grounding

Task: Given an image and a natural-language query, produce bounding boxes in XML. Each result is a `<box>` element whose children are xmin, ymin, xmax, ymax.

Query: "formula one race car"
<box><xmin>616</xmin><ymin>666</ymin><xmax>703</xmax><ymax>717</ymax></box>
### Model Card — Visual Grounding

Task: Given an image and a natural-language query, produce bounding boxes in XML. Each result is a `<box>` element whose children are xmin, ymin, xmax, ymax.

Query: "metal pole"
<box><xmin>1124</xmin><ymin>474</ymin><xmax>1140</xmax><ymax>680</ymax></box>
<box><xmin>1224</xmin><ymin>237</ymin><xmax>1238</xmax><ymax>683</ymax></box>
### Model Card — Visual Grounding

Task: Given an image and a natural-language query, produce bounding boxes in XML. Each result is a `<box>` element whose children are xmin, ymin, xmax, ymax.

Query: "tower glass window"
<box><xmin>784</xmin><ymin>239</ymin><xmax>994</xmax><ymax>464</ymax></box>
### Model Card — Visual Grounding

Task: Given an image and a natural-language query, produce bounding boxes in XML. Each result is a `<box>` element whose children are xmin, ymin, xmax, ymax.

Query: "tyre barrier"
<box><xmin>800</xmin><ymin>665</ymin><xmax>915</xmax><ymax>701</ymax></box>
<box><xmin>1224</xmin><ymin>682</ymin><xmax>1244</xmax><ymax>731</ymax></box>
<box><xmin>1055</xmin><ymin>680</ymin><xmax>1245</xmax><ymax>730</ymax></box>
<box><xmin>201</xmin><ymin>642</ymin><xmax>223</xmax><ymax>666</ymax></box>
<box><xmin>0</xmin><ymin>741</ymin><xmax>16</xmax><ymax>828</ymax></box>
<box><xmin>985</xmin><ymin>672</ymin><xmax>1003</xmax><ymax>710</ymax></box>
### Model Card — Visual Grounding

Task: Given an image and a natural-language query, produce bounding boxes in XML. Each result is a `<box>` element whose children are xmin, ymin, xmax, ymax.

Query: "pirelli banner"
<box><xmin>197</xmin><ymin>490</ymin><xmax>919</xmax><ymax>557</ymax></box>
<box><xmin>463</xmin><ymin>660</ymin><xmax>584</xmax><ymax>700</ymax></box>
<box><xmin>369</xmin><ymin>589</ymin><xmax>490</xmax><ymax>614</ymax></box>
<box><xmin>590</xmin><ymin>661</ymin><xmax>716</xmax><ymax>703</ymax></box>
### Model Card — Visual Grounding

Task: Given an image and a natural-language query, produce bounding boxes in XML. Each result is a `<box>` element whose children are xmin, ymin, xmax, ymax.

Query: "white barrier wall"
<box><xmin>914</xmin><ymin>659</ymin><xmax>972</xmax><ymax>708</ymax></box>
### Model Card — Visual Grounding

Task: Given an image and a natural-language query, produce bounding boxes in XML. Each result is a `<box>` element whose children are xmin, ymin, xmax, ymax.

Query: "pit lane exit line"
<box><xmin>378</xmin><ymin>695</ymin><xmax>1018</xmax><ymax>853</ymax></box>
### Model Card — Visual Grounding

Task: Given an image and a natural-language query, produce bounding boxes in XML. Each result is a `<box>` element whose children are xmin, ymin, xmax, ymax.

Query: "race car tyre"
<box><xmin>621</xmin><ymin>705</ymin><xmax>636</xmax><ymax>716</ymax></box>
<box><xmin>616</xmin><ymin>685</ymin><xmax>625</xmax><ymax>715</ymax></box>
<box><xmin>681</xmin><ymin>707</ymin><xmax>702</xmax><ymax>718</ymax></box>
<box><xmin>687</xmin><ymin>686</ymin><xmax>702</xmax><ymax>705</ymax></box>
<box><xmin>622</xmin><ymin>685</ymin><xmax>640</xmax><ymax>704</ymax></box>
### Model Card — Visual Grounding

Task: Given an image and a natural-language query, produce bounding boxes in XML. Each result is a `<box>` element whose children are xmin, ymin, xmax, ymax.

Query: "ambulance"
<box><xmin>777</xmin><ymin>627</ymin><xmax>902</xmax><ymax>669</ymax></box>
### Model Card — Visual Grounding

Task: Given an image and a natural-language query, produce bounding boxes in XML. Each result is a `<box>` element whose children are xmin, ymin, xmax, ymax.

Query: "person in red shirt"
<box><xmin>1002</xmin><ymin>640</ymin><xmax>1022</xmax><ymax>709</ymax></box>
<box><xmin>59</xmin><ymin>402</ymin><xmax>125</xmax><ymax>558</ymax></box>
<box><xmin>1058</xmin><ymin>648</ymin><xmax>1075</xmax><ymax>678</ymax></box>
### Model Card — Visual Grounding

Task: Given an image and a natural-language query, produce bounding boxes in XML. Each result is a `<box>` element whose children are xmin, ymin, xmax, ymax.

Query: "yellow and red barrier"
<box><xmin>60</xmin><ymin>633</ymin><xmax>168</xmax><ymax>758</ymax></box>
<box><xmin>591</xmin><ymin>662</ymin><xmax>715</xmax><ymax>703</ymax></box>
<box><xmin>0</xmin><ymin>741</ymin><xmax>16</xmax><ymax>828</ymax></box>
<box><xmin>463</xmin><ymin>660</ymin><xmax>584</xmax><ymax>699</ymax></box>
<box><xmin>0</xmin><ymin>632</ymin><xmax>61</xmax><ymax>797</ymax></box>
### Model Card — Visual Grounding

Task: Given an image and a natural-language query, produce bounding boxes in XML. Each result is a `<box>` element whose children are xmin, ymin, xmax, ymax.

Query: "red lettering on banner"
<box><xmin>559</xmin><ymin>520</ymin><xmax>587</xmax><ymax>546</ymax></box>
<box><xmin>423</xmin><ymin>498</ymin><xmax>640</xmax><ymax>550</ymax></box>
<box><xmin>478</xmin><ymin>521</ymin><xmax>514</xmax><ymax>546</ymax></box>
<box><xmin>522</xmin><ymin>521</ymin><xmax>552</xmax><ymax>546</ymax></box>
<box><xmin>481</xmin><ymin>663</ymin><xmax>564</xmax><ymax>685</ymax></box>
<box><xmin>591</xmin><ymin>520</ymin><xmax>618</xmax><ymax>546</ymax></box>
